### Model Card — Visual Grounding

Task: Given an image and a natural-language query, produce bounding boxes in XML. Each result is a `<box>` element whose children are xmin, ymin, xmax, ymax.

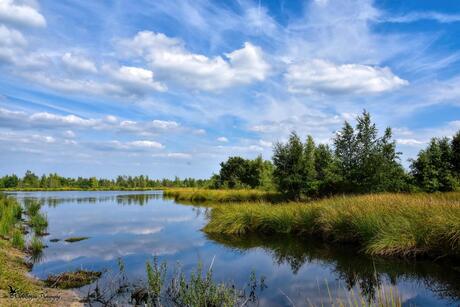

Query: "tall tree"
<box><xmin>273</xmin><ymin>132</ymin><xmax>305</xmax><ymax>200</ymax></box>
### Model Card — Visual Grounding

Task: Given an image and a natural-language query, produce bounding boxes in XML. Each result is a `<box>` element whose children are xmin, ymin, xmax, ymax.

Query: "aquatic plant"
<box><xmin>24</xmin><ymin>199</ymin><xmax>41</xmax><ymax>217</ymax></box>
<box><xmin>204</xmin><ymin>192</ymin><xmax>460</xmax><ymax>258</ymax></box>
<box><xmin>29</xmin><ymin>212</ymin><xmax>48</xmax><ymax>235</ymax></box>
<box><xmin>28</xmin><ymin>236</ymin><xmax>44</xmax><ymax>257</ymax></box>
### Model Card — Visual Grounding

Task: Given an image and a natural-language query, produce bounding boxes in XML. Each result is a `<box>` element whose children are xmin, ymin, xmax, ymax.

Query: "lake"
<box><xmin>7</xmin><ymin>191</ymin><xmax>460</xmax><ymax>306</ymax></box>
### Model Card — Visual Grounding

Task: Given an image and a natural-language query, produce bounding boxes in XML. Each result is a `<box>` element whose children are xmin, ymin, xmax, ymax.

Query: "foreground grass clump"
<box><xmin>44</xmin><ymin>270</ymin><xmax>101</xmax><ymax>289</ymax></box>
<box><xmin>163</xmin><ymin>188</ymin><xmax>281</xmax><ymax>203</ymax></box>
<box><xmin>204</xmin><ymin>192</ymin><xmax>460</xmax><ymax>258</ymax></box>
<box><xmin>0</xmin><ymin>194</ymin><xmax>22</xmax><ymax>238</ymax></box>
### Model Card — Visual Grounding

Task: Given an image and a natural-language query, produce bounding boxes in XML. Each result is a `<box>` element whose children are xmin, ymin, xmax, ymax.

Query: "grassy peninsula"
<box><xmin>204</xmin><ymin>192</ymin><xmax>460</xmax><ymax>259</ymax></box>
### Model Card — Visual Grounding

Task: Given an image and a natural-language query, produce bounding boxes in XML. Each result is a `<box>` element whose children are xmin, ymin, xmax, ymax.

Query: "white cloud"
<box><xmin>63</xmin><ymin>130</ymin><xmax>76</xmax><ymax>138</ymax></box>
<box><xmin>259</xmin><ymin>140</ymin><xmax>272</xmax><ymax>148</ymax></box>
<box><xmin>384</xmin><ymin>12</ymin><xmax>460</xmax><ymax>24</ymax></box>
<box><xmin>151</xmin><ymin>120</ymin><xmax>179</xmax><ymax>129</ymax></box>
<box><xmin>29</xmin><ymin>112</ymin><xmax>96</xmax><ymax>127</ymax></box>
<box><xmin>129</xmin><ymin>140</ymin><xmax>164</xmax><ymax>149</ymax></box>
<box><xmin>217</xmin><ymin>136</ymin><xmax>228</xmax><ymax>142</ymax></box>
<box><xmin>0</xmin><ymin>0</ymin><xmax>46</xmax><ymax>28</ymax></box>
<box><xmin>285</xmin><ymin>59</ymin><xmax>408</xmax><ymax>95</ymax></box>
<box><xmin>396</xmin><ymin>138</ymin><xmax>425</xmax><ymax>146</ymax></box>
<box><xmin>32</xmin><ymin>134</ymin><xmax>55</xmax><ymax>143</ymax></box>
<box><xmin>109</xmin><ymin>65</ymin><xmax>166</xmax><ymax>92</ymax></box>
<box><xmin>0</xmin><ymin>24</ymin><xmax>26</xmax><ymax>46</ymax></box>
<box><xmin>62</xmin><ymin>52</ymin><xmax>97</xmax><ymax>73</ymax></box>
<box><xmin>153</xmin><ymin>152</ymin><xmax>192</xmax><ymax>159</ymax></box>
<box><xmin>119</xmin><ymin>31</ymin><xmax>270</xmax><ymax>91</ymax></box>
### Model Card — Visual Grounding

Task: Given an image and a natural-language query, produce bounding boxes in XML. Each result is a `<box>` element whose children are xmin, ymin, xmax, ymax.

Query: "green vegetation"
<box><xmin>211</xmin><ymin>155</ymin><xmax>274</xmax><ymax>190</ymax></box>
<box><xmin>164</xmin><ymin>188</ymin><xmax>281</xmax><ymax>203</ymax></box>
<box><xmin>0</xmin><ymin>194</ymin><xmax>22</xmax><ymax>238</ymax></box>
<box><xmin>44</xmin><ymin>270</ymin><xmax>101</xmax><ymax>289</ymax></box>
<box><xmin>204</xmin><ymin>192</ymin><xmax>460</xmax><ymax>258</ymax></box>
<box><xmin>0</xmin><ymin>171</ymin><xmax>212</xmax><ymax>190</ymax></box>
<box><xmin>28</xmin><ymin>236</ymin><xmax>44</xmax><ymax>257</ymax></box>
<box><xmin>64</xmin><ymin>236</ymin><xmax>89</xmax><ymax>243</ymax></box>
<box><xmin>145</xmin><ymin>257</ymin><xmax>264</xmax><ymax>306</ymax></box>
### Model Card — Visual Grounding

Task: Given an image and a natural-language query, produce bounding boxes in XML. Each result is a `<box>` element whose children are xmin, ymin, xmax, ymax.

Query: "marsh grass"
<box><xmin>204</xmin><ymin>192</ymin><xmax>460</xmax><ymax>258</ymax></box>
<box><xmin>0</xmin><ymin>194</ymin><xmax>22</xmax><ymax>238</ymax></box>
<box><xmin>163</xmin><ymin>188</ymin><xmax>282</xmax><ymax>203</ymax></box>
<box><xmin>11</xmin><ymin>228</ymin><xmax>25</xmax><ymax>249</ymax></box>
<box><xmin>28</xmin><ymin>236</ymin><xmax>44</xmax><ymax>258</ymax></box>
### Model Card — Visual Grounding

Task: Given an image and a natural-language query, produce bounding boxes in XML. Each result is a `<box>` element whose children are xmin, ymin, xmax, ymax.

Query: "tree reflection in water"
<box><xmin>206</xmin><ymin>233</ymin><xmax>460</xmax><ymax>303</ymax></box>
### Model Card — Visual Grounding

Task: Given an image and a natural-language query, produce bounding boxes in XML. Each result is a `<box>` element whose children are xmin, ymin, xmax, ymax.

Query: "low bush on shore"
<box><xmin>204</xmin><ymin>192</ymin><xmax>460</xmax><ymax>258</ymax></box>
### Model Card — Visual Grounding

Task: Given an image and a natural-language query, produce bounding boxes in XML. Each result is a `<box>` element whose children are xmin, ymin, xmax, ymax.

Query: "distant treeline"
<box><xmin>0</xmin><ymin>173</ymin><xmax>211</xmax><ymax>190</ymax></box>
<box><xmin>1</xmin><ymin>110</ymin><xmax>459</xmax><ymax>198</ymax></box>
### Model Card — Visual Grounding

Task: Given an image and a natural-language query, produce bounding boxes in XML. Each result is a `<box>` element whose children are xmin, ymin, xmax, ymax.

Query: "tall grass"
<box><xmin>204</xmin><ymin>192</ymin><xmax>460</xmax><ymax>258</ymax></box>
<box><xmin>163</xmin><ymin>188</ymin><xmax>282</xmax><ymax>203</ymax></box>
<box><xmin>0</xmin><ymin>194</ymin><xmax>23</xmax><ymax>240</ymax></box>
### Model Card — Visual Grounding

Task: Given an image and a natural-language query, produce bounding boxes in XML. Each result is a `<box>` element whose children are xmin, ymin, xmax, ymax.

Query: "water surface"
<box><xmin>8</xmin><ymin>191</ymin><xmax>460</xmax><ymax>306</ymax></box>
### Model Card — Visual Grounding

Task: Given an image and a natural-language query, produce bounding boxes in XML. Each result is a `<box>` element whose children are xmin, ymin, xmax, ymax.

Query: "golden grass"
<box><xmin>204</xmin><ymin>192</ymin><xmax>460</xmax><ymax>258</ymax></box>
<box><xmin>163</xmin><ymin>188</ymin><xmax>281</xmax><ymax>203</ymax></box>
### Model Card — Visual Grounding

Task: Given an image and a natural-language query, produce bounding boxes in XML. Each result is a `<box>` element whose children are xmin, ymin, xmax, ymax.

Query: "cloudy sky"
<box><xmin>0</xmin><ymin>0</ymin><xmax>459</xmax><ymax>178</ymax></box>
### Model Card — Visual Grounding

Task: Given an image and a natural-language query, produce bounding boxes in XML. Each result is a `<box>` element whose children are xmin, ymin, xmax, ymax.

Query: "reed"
<box><xmin>204</xmin><ymin>192</ymin><xmax>460</xmax><ymax>258</ymax></box>
<box><xmin>163</xmin><ymin>188</ymin><xmax>281</xmax><ymax>203</ymax></box>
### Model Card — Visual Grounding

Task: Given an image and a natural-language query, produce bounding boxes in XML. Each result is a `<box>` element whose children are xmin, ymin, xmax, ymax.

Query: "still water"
<box><xmin>8</xmin><ymin>191</ymin><xmax>460</xmax><ymax>306</ymax></box>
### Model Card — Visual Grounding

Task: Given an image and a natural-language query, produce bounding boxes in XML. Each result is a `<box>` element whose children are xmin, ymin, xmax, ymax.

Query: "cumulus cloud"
<box><xmin>285</xmin><ymin>59</ymin><xmax>408</xmax><ymax>95</ymax></box>
<box><xmin>217</xmin><ymin>136</ymin><xmax>228</xmax><ymax>142</ymax></box>
<box><xmin>62</xmin><ymin>52</ymin><xmax>97</xmax><ymax>73</ymax></box>
<box><xmin>0</xmin><ymin>0</ymin><xmax>46</xmax><ymax>28</ymax></box>
<box><xmin>151</xmin><ymin>120</ymin><xmax>179</xmax><ymax>129</ymax></box>
<box><xmin>0</xmin><ymin>24</ymin><xmax>26</xmax><ymax>46</ymax></box>
<box><xmin>108</xmin><ymin>65</ymin><xmax>166</xmax><ymax>92</ymax></box>
<box><xmin>119</xmin><ymin>31</ymin><xmax>270</xmax><ymax>91</ymax></box>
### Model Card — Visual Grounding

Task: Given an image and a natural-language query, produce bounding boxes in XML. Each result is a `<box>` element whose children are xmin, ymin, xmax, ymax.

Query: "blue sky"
<box><xmin>0</xmin><ymin>0</ymin><xmax>460</xmax><ymax>178</ymax></box>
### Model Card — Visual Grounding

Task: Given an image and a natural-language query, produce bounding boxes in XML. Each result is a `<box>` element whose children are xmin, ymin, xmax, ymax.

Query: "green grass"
<box><xmin>29</xmin><ymin>213</ymin><xmax>48</xmax><ymax>235</ymax></box>
<box><xmin>0</xmin><ymin>194</ymin><xmax>22</xmax><ymax>238</ymax></box>
<box><xmin>204</xmin><ymin>192</ymin><xmax>460</xmax><ymax>258</ymax></box>
<box><xmin>28</xmin><ymin>236</ymin><xmax>44</xmax><ymax>256</ymax></box>
<box><xmin>11</xmin><ymin>229</ymin><xmax>25</xmax><ymax>249</ymax></box>
<box><xmin>163</xmin><ymin>188</ymin><xmax>282</xmax><ymax>203</ymax></box>
<box><xmin>24</xmin><ymin>199</ymin><xmax>41</xmax><ymax>217</ymax></box>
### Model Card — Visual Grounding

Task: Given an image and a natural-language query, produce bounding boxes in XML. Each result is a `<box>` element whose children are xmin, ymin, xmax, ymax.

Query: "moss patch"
<box><xmin>64</xmin><ymin>237</ymin><xmax>89</xmax><ymax>243</ymax></box>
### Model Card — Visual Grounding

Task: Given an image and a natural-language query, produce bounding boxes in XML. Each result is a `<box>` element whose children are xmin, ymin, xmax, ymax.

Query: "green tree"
<box><xmin>273</xmin><ymin>132</ymin><xmax>306</xmax><ymax>200</ymax></box>
<box><xmin>334</xmin><ymin>111</ymin><xmax>405</xmax><ymax>193</ymax></box>
<box><xmin>452</xmin><ymin>130</ymin><xmax>460</xmax><ymax>177</ymax></box>
<box><xmin>411</xmin><ymin>137</ymin><xmax>457</xmax><ymax>192</ymax></box>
